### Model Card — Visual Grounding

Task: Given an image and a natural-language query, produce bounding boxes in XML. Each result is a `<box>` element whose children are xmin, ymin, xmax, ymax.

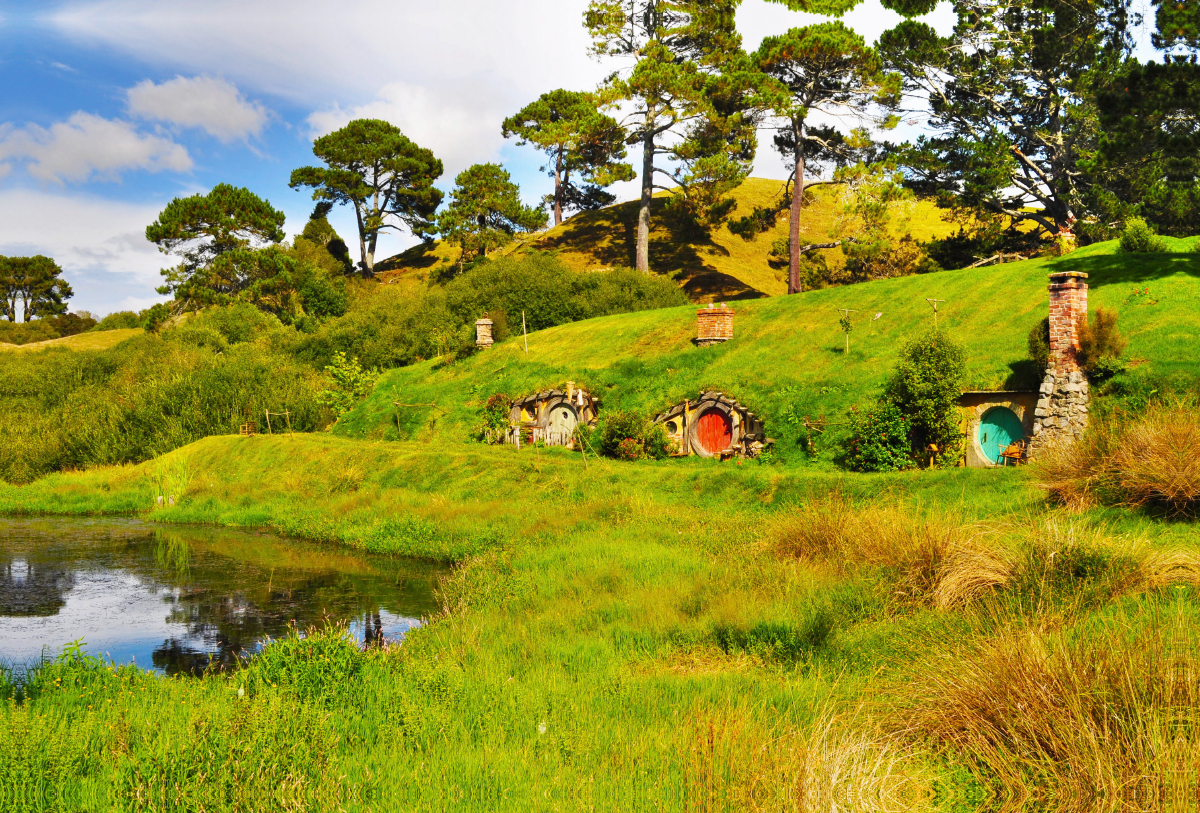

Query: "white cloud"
<box><xmin>0</xmin><ymin>188</ymin><xmax>170</xmax><ymax>315</ymax></box>
<box><xmin>127</xmin><ymin>75</ymin><xmax>270</xmax><ymax>142</ymax></box>
<box><xmin>307</xmin><ymin>81</ymin><xmax>511</xmax><ymax>182</ymax></box>
<box><xmin>0</xmin><ymin>112</ymin><xmax>192</xmax><ymax>184</ymax></box>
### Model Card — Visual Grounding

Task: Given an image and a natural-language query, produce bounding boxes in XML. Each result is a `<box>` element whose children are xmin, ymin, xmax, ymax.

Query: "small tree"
<box><xmin>1077</xmin><ymin>307</ymin><xmax>1127</xmax><ymax>381</ymax></box>
<box><xmin>318</xmin><ymin>352</ymin><xmax>379</xmax><ymax>420</ymax></box>
<box><xmin>290</xmin><ymin>119</ymin><xmax>444</xmax><ymax>277</ymax></box>
<box><xmin>1117</xmin><ymin>217</ymin><xmax>1168</xmax><ymax>253</ymax></box>
<box><xmin>883</xmin><ymin>329</ymin><xmax>966</xmax><ymax>466</ymax></box>
<box><xmin>502</xmin><ymin>90</ymin><xmax>635</xmax><ymax>227</ymax></box>
<box><xmin>437</xmin><ymin>164</ymin><xmax>546</xmax><ymax>268</ymax></box>
<box><xmin>147</xmin><ymin>184</ymin><xmax>286</xmax><ymax>307</ymax></box>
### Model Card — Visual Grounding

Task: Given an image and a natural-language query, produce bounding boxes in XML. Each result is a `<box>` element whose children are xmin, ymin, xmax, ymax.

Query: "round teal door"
<box><xmin>979</xmin><ymin>407</ymin><xmax>1024</xmax><ymax>465</ymax></box>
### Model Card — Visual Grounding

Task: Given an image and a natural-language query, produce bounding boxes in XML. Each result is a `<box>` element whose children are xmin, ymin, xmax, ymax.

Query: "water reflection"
<box><xmin>0</xmin><ymin>518</ymin><xmax>445</xmax><ymax>675</ymax></box>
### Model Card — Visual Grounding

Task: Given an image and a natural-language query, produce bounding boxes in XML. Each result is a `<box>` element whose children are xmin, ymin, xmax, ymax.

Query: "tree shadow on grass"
<box><xmin>532</xmin><ymin>198</ymin><xmax>769</xmax><ymax>301</ymax></box>
<box><xmin>1053</xmin><ymin>252</ymin><xmax>1200</xmax><ymax>289</ymax></box>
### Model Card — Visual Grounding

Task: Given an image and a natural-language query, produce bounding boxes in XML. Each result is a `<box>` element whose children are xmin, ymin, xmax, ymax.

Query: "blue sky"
<box><xmin>0</xmin><ymin>0</ymin><xmax>956</xmax><ymax>316</ymax></box>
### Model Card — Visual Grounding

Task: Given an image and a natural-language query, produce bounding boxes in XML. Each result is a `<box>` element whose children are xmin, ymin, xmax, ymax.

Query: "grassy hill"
<box><xmin>0</xmin><ymin>328</ymin><xmax>142</xmax><ymax>353</ymax></box>
<box><xmin>377</xmin><ymin>178</ymin><xmax>958</xmax><ymax>302</ymax></box>
<box><xmin>339</xmin><ymin>238</ymin><xmax>1200</xmax><ymax>458</ymax></box>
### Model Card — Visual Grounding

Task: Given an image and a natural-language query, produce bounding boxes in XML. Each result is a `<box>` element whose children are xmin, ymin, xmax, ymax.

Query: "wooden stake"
<box><xmin>264</xmin><ymin>409</ymin><xmax>272</xmax><ymax>434</ymax></box>
<box><xmin>522</xmin><ymin>310</ymin><xmax>528</xmax><ymax>354</ymax></box>
<box><xmin>926</xmin><ymin>298</ymin><xmax>946</xmax><ymax>329</ymax></box>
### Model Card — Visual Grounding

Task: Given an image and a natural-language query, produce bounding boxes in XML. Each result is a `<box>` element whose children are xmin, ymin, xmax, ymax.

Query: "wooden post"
<box><xmin>522</xmin><ymin>311</ymin><xmax>529</xmax><ymax>354</ymax></box>
<box><xmin>264</xmin><ymin>409</ymin><xmax>272</xmax><ymax>434</ymax></box>
<box><xmin>285</xmin><ymin>410</ymin><xmax>292</xmax><ymax>433</ymax></box>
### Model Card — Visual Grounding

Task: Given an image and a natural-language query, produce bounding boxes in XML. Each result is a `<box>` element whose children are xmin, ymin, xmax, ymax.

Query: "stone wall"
<box><xmin>1030</xmin><ymin>271</ymin><xmax>1090</xmax><ymax>452</ymax></box>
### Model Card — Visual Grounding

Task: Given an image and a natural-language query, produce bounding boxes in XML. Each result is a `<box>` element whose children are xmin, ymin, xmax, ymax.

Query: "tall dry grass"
<box><xmin>776</xmin><ymin>495</ymin><xmax>1200</xmax><ymax>609</ymax></box>
<box><xmin>678</xmin><ymin>707</ymin><xmax>934</xmax><ymax>813</ymax></box>
<box><xmin>898</xmin><ymin>609</ymin><xmax>1200</xmax><ymax>812</ymax></box>
<box><xmin>1036</xmin><ymin>405</ymin><xmax>1200</xmax><ymax>516</ymax></box>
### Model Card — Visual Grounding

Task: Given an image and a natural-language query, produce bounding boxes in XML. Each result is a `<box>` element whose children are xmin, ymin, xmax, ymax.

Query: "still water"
<box><xmin>0</xmin><ymin>518</ymin><xmax>446</xmax><ymax>675</ymax></box>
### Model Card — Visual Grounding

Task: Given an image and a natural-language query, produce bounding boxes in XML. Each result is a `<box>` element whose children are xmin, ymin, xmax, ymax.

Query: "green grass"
<box><xmin>4</xmin><ymin>433</ymin><xmax>1200</xmax><ymax>809</ymax></box>
<box><xmin>341</xmin><ymin>238</ymin><xmax>1200</xmax><ymax>461</ymax></box>
<box><xmin>0</xmin><ymin>328</ymin><xmax>143</xmax><ymax>353</ymax></box>
<box><xmin>4</xmin><ymin>427</ymin><xmax>1200</xmax><ymax>809</ymax></box>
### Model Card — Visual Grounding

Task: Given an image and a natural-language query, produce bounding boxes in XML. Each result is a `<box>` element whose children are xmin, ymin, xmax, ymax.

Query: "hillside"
<box><xmin>340</xmin><ymin>238</ymin><xmax>1200</xmax><ymax>457</ymax></box>
<box><xmin>0</xmin><ymin>328</ymin><xmax>142</xmax><ymax>353</ymax></box>
<box><xmin>376</xmin><ymin>178</ymin><xmax>958</xmax><ymax>302</ymax></box>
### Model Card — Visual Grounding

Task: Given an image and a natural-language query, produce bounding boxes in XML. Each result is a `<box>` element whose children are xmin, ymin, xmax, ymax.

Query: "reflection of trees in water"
<box><xmin>150</xmin><ymin>576</ymin><xmax>388</xmax><ymax>675</ymax></box>
<box><xmin>0</xmin><ymin>559</ymin><xmax>75</xmax><ymax>617</ymax></box>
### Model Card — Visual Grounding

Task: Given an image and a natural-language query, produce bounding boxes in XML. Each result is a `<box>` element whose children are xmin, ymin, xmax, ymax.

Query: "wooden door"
<box><xmin>696</xmin><ymin>410</ymin><xmax>732</xmax><ymax>455</ymax></box>
<box><xmin>546</xmin><ymin>404</ymin><xmax>579</xmax><ymax>446</ymax></box>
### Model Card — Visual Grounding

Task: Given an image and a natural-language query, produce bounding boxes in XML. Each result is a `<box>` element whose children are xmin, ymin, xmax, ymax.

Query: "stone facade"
<box><xmin>506</xmin><ymin>383</ymin><xmax>598</xmax><ymax>449</ymax></box>
<box><xmin>1030</xmin><ymin>271</ymin><xmax>1090</xmax><ymax>453</ymax></box>
<box><xmin>475</xmin><ymin>318</ymin><xmax>494</xmax><ymax>349</ymax></box>
<box><xmin>696</xmin><ymin>304</ymin><xmax>734</xmax><ymax>347</ymax></box>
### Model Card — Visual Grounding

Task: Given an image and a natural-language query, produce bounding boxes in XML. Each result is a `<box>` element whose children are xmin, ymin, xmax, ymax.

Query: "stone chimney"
<box><xmin>696</xmin><ymin>303</ymin><xmax>734</xmax><ymax>348</ymax></box>
<box><xmin>475</xmin><ymin>318</ymin><xmax>494</xmax><ymax>349</ymax></box>
<box><xmin>1030</xmin><ymin>271</ymin><xmax>1089</xmax><ymax>453</ymax></box>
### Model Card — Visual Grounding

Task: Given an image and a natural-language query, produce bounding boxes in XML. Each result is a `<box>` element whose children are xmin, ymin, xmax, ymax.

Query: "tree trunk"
<box><xmin>788</xmin><ymin>120</ymin><xmax>806</xmax><ymax>295</ymax></box>
<box><xmin>354</xmin><ymin>204</ymin><xmax>370</xmax><ymax>277</ymax></box>
<box><xmin>636</xmin><ymin>130</ymin><xmax>655</xmax><ymax>273</ymax></box>
<box><xmin>553</xmin><ymin>148</ymin><xmax>564</xmax><ymax>227</ymax></box>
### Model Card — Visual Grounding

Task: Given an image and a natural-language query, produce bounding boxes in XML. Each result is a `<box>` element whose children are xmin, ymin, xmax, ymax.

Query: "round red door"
<box><xmin>696</xmin><ymin>410</ymin><xmax>732</xmax><ymax>455</ymax></box>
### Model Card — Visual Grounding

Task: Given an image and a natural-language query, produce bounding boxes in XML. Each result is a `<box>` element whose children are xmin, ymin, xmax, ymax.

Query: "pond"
<box><xmin>0</xmin><ymin>517</ymin><xmax>446</xmax><ymax>675</ymax></box>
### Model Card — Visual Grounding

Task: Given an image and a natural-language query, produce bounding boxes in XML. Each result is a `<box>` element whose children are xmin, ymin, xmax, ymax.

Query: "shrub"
<box><xmin>842</xmin><ymin>404</ymin><xmax>914</xmax><ymax>473</ymax></box>
<box><xmin>882</xmin><ymin>329</ymin><xmax>967</xmax><ymax>466</ymax></box>
<box><xmin>1027</xmin><ymin>317</ymin><xmax>1050</xmax><ymax>371</ymax></box>
<box><xmin>95</xmin><ymin>311</ymin><xmax>142</xmax><ymax>331</ymax></box>
<box><xmin>598</xmin><ymin>410</ymin><xmax>671</xmax><ymax>461</ymax></box>
<box><xmin>318</xmin><ymin>352</ymin><xmax>379</xmax><ymax>421</ymax></box>
<box><xmin>1076</xmin><ymin>307</ymin><xmax>1126</xmax><ymax>381</ymax></box>
<box><xmin>477</xmin><ymin>393</ymin><xmax>512</xmax><ymax>444</ymax></box>
<box><xmin>1117</xmin><ymin>216</ymin><xmax>1168</xmax><ymax>253</ymax></box>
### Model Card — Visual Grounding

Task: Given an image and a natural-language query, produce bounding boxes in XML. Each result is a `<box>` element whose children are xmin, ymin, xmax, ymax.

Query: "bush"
<box><xmin>1027</xmin><ymin>317</ymin><xmax>1050</xmax><ymax>371</ymax></box>
<box><xmin>477</xmin><ymin>393</ymin><xmax>512</xmax><ymax>444</ymax></box>
<box><xmin>883</xmin><ymin>330</ymin><xmax>967</xmax><ymax>466</ymax></box>
<box><xmin>318</xmin><ymin>352</ymin><xmax>379</xmax><ymax>421</ymax></box>
<box><xmin>1077</xmin><ymin>307</ymin><xmax>1126</xmax><ymax>381</ymax></box>
<box><xmin>598</xmin><ymin>410</ymin><xmax>671</xmax><ymax>461</ymax></box>
<box><xmin>1117</xmin><ymin>217</ymin><xmax>1168</xmax><ymax>253</ymax></box>
<box><xmin>842</xmin><ymin>403</ymin><xmax>914</xmax><ymax>473</ymax></box>
<box><xmin>95</xmin><ymin>311</ymin><xmax>142</xmax><ymax>331</ymax></box>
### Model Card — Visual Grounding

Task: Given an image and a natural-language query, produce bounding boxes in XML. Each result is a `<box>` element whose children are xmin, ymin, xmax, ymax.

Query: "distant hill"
<box><xmin>0</xmin><ymin>328</ymin><xmax>142</xmax><ymax>353</ymax></box>
<box><xmin>376</xmin><ymin>178</ymin><xmax>959</xmax><ymax>302</ymax></box>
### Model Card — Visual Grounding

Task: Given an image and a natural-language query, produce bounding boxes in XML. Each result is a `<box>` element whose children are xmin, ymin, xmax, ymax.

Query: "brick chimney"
<box><xmin>696</xmin><ymin>303</ymin><xmax>734</xmax><ymax>348</ymax></box>
<box><xmin>1030</xmin><ymin>271</ymin><xmax>1089</xmax><ymax>454</ymax></box>
<box><xmin>1048</xmin><ymin>271</ymin><xmax>1088</xmax><ymax>373</ymax></box>
<box><xmin>475</xmin><ymin>318</ymin><xmax>494</xmax><ymax>349</ymax></box>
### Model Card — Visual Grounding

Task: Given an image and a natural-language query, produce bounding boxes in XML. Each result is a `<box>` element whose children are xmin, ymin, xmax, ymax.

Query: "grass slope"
<box><xmin>378</xmin><ymin>178</ymin><xmax>957</xmax><ymax>301</ymax></box>
<box><xmin>0</xmin><ymin>328</ymin><xmax>142</xmax><ymax>353</ymax></box>
<box><xmin>340</xmin><ymin>239</ymin><xmax>1200</xmax><ymax>457</ymax></box>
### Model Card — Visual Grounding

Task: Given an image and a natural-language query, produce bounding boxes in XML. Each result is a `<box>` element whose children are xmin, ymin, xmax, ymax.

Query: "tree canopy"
<box><xmin>0</xmin><ymin>256</ymin><xmax>74</xmax><ymax>323</ymax></box>
<box><xmin>290</xmin><ymin>119</ymin><xmax>443</xmax><ymax>277</ymax></box>
<box><xmin>147</xmin><ymin>183</ymin><xmax>286</xmax><ymax>305</ymax></box>
<box><xmin>502</xmin><ymin>89</ymin><xmax>634</xmax><ymax>226</ymax></box>
<box><xmin>436</xmin><ymin>164</ymin><xmax>547</xmax><ymax>267</ymax></box>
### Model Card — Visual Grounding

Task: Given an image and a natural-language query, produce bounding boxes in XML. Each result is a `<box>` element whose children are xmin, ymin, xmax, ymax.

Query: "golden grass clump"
<box><xmin>1035</xmin><ymin>405</ymin><xmax>1200</xmax><ymax>515</ymax></box>
<box><xmin>679</xmin><ymin>708</ymin><xmax>934</xmax><ymax>813</ymax></box>
<box><xmin>899</xmin><ymin>611</ymin><xmax>1200</xmax><ymax>811</ymax></box>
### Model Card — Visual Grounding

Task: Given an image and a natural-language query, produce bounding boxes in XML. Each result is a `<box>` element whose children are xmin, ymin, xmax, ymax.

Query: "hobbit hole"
<box><xmin>506</xmin><ymin>383</ymin><xmax>598</xmax><ymax>449</ymax></box>
<box><xmin>655</xmin><ymin>391</ymin><xmax>771</xmax><ymax>459</ymax></box>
